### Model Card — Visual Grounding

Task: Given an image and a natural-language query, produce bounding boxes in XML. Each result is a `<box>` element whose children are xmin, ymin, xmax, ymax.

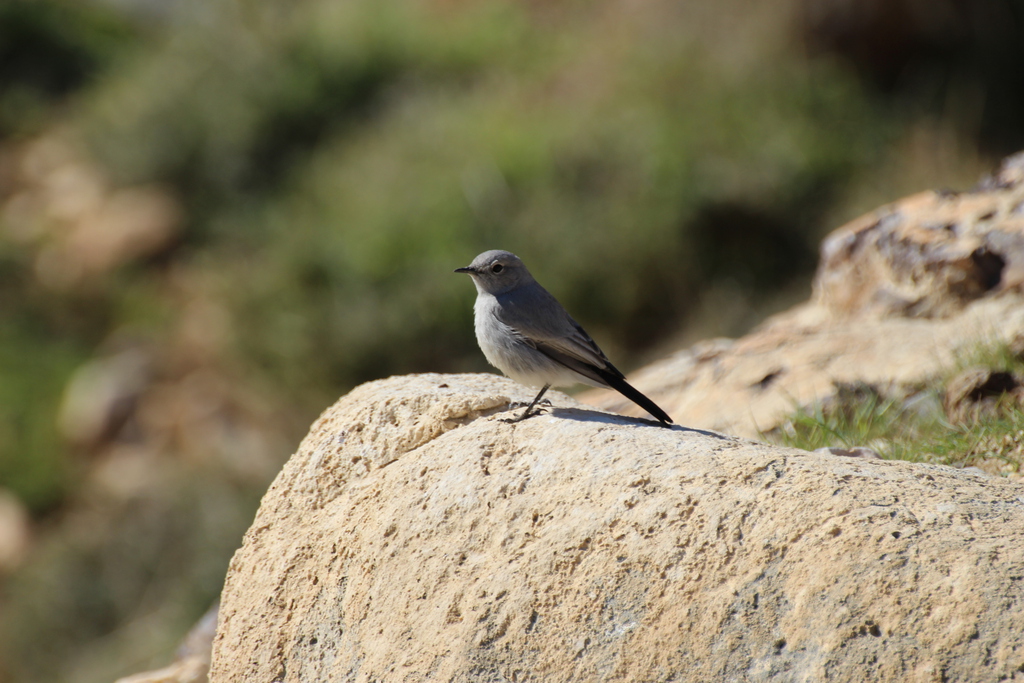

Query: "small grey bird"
<box><xmin>455</xmin><ymin>249</ymin><xmax>673</xmax><ymax>425</ymax></box>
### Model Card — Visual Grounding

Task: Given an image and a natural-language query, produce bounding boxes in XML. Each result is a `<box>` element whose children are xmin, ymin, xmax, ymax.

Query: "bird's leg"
<box><xmin>512</xmin><ymin>384</ymin><xmax>551</xmax><ymax>422</ymax></box>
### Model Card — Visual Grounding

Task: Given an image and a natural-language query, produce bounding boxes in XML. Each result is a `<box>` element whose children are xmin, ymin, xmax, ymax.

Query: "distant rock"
<box><xmin>583</xmin><ymin>152</ymin><xmax>1024</xmax><ymax>437</ymax></box>
<box><xmin>814</xmin><ymin>151</ymin><xmax>1024</xmax><ymax>318</ymax></box>
<box><xmin>1</xmin><ymin>134</ymin><xmax>182</xmax><ymax>289</ymax></box>
<box><xmin>943</xmin><ymin>367</ymin><xmax>1023</xmax><ymax>424</ymax></box>
<box><xmin>115</xmin><ymin>602</ymin><xmax>218</xmax><ymax>683</ymax></box>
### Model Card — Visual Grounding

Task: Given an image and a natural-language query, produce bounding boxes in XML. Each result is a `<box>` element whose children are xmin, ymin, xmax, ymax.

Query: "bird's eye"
<box><xmin>491</xmin><ymin>263</ymin><xmax>504</xmax><ymax>274</ymax></box>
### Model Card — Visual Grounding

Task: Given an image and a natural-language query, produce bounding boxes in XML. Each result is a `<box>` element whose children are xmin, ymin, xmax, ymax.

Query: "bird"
<box><xmin>455</xmin><ymin>249</ymin><xmax>673</xmax><ymax>426</ymax></box>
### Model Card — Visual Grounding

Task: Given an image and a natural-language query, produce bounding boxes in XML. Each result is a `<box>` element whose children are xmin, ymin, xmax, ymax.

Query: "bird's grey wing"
<box><xmin>492</xmin><ymin>283</ymin><xmax>624</xmax><ymax>382</ymax></box>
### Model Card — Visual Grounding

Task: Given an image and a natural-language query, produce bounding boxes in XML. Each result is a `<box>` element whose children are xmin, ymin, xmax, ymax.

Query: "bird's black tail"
<box><xmin>597</xmin><ymin>369</ymin><xmax>673</xmax><ymax>426</ymax></box>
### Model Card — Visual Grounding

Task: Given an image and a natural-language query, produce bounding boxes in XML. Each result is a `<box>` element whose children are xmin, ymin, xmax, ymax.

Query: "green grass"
<box><xmin>768</xmin><ymin>342</ymin><xmax>1024</xmax><ymax>477</ymax></box>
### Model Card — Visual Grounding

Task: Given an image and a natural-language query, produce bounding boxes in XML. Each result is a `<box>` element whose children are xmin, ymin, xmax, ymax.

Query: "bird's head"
<box><xmin>455</xmin><ymin>249</ymin><xmax>535</xmax><ymax>295</ymax></box>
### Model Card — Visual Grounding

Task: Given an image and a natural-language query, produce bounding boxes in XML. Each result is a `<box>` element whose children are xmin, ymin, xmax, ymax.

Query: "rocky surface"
<box><xmin>584</xmin><ymin>152</ymin><xmax>1024</xmax><ymax>437</ymax></box>
<box><xmin>210</xmin><ymin>373</ymin><xmax>1024</xmax><ymax>682</ymax></box>
<box><xmin>128</xmin><ymin>152</ymin><xmax>1024</xmax><ymax>683</ymax></box>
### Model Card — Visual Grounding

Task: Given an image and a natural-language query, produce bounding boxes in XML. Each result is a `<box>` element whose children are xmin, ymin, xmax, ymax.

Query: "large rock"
<box><xmin>584</xmin><ymin>152</ymin><xmax>1024</xmax><ymax>437</ymax></box>
<box><xmin>210</xmin><ymin>374</ymin><xmax>1024</xmax><ymax>682</ymax></box>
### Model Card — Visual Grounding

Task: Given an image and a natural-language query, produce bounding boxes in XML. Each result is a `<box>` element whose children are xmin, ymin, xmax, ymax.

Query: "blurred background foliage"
<box><xmin>0</xmin><ymin>0</ymin><xmax>1021</xmax><ymax>680</ymax></box>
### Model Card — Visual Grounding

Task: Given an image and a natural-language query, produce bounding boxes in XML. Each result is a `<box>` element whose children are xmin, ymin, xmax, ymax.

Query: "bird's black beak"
<box><xmin>454</xmin><ymin>266</ymin><xmax>476</xmax><ymax>274</ymax></box>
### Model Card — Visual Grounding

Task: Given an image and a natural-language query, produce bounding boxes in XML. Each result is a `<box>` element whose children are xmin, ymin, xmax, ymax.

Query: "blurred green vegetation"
<box><xmin>79</xmin><ymin>0</ymin><xmax>888</xmax><ymax>395</ymax></box>
<box><xmin>769</xmin><ymin>341</ymin><xmax>1024</xmax><ymax>473</ymax></box>
<box><xmin>774</xmin><ymin>387</ymin><xmax>1024</xmax><ymax>469</ymax></box>
<box><xmin>0</xmin><ymin>0</ymin><xmax>1022</xmax><ymax>681</ymax></box>
<box><xmin>0</xmin><ymin>319</ymin><xmax>85</xmax><ymax>510</ymax></box>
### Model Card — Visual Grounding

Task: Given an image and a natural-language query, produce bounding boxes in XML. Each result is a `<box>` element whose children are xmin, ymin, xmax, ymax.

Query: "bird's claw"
<box><xmin>506</xmin><ymin>398</ymin><xmax>552</xmax><ymax>410</ymax></box>
<box><xmin>500</xmin><ymin>411</ymin><xmax>538</xmax><ymax>424</ymax></box>
<box><xmin>500</xmin><ymin>399</ymin><xmax>553</xmax><ymax>423</ymax></box>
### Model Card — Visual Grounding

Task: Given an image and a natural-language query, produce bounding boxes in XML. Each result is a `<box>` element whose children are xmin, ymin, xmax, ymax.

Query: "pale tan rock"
<box><xmin>815</xmin><ymin>151</ymin><xmax>1024</xmax><ymax>319</ymax></box>
<box><xmin>113</xmin><ymin>658</ymin><xmax>208</xmax><ymax>683</ymax></box>
<box><xmin>583</xmin><ymin>152</ymin><xmax>1024</xmax><ymax>437</ymax></box>
<box><xmin>210</xmin><ymin>373</ymin><xmax>1024</xmax><ymax>682</ymax></box>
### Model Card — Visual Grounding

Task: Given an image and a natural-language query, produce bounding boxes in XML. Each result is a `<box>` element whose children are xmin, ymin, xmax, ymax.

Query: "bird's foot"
<box><xmin>500</xmin><ymin>411</ymin><xmax>537</xmax><ymax>424</ymax></box>
<box><xmin>500</xmin><ymin>399</ymin><xmax>552</xmax><ymax>423</ymax></box>
<box><xmin>506</xmin><ymin>398</ymin><xmax>552</xmax><ymax>411</ymax></box>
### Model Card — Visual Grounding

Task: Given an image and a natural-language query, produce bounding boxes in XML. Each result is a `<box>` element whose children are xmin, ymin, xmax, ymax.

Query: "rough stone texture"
<box><xmin>583</xmin><ymin>152</ymin><xmax>1024</xmax><ymax>437</ymax></box>
<box><xmin>211</xmin><ymin>373</ymin><xmax>1024</xmax><ymax>682</ymax></box>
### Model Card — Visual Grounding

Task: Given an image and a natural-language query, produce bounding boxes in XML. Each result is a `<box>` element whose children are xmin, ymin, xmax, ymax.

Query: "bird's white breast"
<box><xmin>473</xmin><ymin>293</ymin><xmax>597</xmax><ymax>388</ymax></box>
